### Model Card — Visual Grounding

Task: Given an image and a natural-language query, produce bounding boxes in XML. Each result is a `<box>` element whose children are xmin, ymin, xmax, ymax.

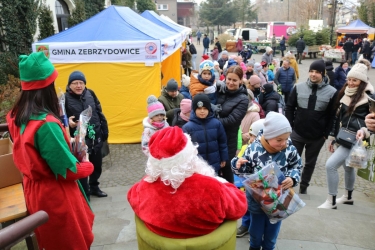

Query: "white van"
<box><xmin>234</xmin><ymin>28</ymin><xmax>258</xmax><ymax>41</ymax></box>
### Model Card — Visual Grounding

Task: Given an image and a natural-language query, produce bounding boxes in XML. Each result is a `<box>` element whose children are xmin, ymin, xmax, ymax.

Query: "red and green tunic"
<box><xmin>6</xmin><ymin>112</ymin><xmax>95</xmax><ymax>250</ymax></box>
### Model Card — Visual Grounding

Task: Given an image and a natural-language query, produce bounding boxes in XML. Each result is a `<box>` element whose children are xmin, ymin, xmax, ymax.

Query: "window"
<box><xmin>55</xmin><ymin>0</ymin><xmax>70</xmax><ymax>32</ymax></box>
<box><xmin>157</xmin><ymin>4</ymin><xmax>168</xmax><ymax>10</ymax></box>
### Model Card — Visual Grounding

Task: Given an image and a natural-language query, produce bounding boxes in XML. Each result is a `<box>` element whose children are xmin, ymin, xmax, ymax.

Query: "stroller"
<box><xmin>240</xmin><ymin>45</ymin><xmax>253</xmax><ymax>63</ymax></box>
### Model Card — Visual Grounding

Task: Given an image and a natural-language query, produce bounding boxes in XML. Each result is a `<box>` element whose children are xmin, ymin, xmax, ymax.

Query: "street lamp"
<box><xmin>328</xmin><ymin>0</ymin><xmax>343</xmax><ymax>46</ymax></box>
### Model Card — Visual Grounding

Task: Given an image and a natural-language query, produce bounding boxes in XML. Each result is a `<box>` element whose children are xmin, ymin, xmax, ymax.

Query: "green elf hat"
<box><xmin>19</xmin><ymin>52</ymin><xmax>58</xmax><ymax>91</ymax></box>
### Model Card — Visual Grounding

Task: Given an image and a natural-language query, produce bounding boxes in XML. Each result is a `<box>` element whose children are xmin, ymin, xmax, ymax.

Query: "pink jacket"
<box><xmin>240</xmin><ymin>103</ymin><xmax>260</xmax><ymax>145</ymax></box>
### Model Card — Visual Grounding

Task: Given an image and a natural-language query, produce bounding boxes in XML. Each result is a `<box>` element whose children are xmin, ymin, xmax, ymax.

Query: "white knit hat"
<box><xmin>266</xmin><ymin>47</ymin><xmax>273</xmax><ymax>53</ymax></box>
<box><xmin>249</xmin><ymin>119</ymin><xmax>265</xmax><ymax>136</ymax></box>
<box><xmin>263</xmin><ymin>112</ymin><xmax>292</xmax><ymax>139</ymax></box>
<box><xmin>347</xmin><ymin>63</ymin><xmax>368</xmax><ymax>84</ymax></box>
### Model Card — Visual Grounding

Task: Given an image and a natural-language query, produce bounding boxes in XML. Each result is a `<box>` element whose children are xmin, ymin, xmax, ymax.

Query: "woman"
<box><xmin>65</xmin><ymin>70</ymin><xmax>109</xmax><ymax>200</ymax></box>
<box><xmin>284</xmin><ymin>52</ymin><xmax>299</xmax><ymax>80</ymax></box>
<box><xmin>182</xmin><ymin>47</ymin><xmax>192</xmax><ymax>76</ymax></box>
<box><xmin>334</xmin><ymin>61</ymin><xmax>351</xmax><ymax>91</ymax></box>
<box><xmin>279</xmin><ymin>35</ymin><xmax>286</xmax><ymax>57</ymax></box>
<box><xmin>318</xmin><ymin>63</ymin><xmax>374</xmax><ymax>209</ymax></box>
<box><xmin>6</xmin><ymin>52</ymin><xmax>94</xmax><ymax>249</ymax></box>
<box><xmin>240</xmin><ymin>89</ymin><xmax>260</xmax><ymax>145</ymax></box>
<box><xmin>216</xmin><ymin>65</ymin><xmax>249</xmax><ymax>182</ymax></box>
<box><xmin>253</xmin><ymin>62</ymin><xmax>267</xmax><ymax>86</ymax></box>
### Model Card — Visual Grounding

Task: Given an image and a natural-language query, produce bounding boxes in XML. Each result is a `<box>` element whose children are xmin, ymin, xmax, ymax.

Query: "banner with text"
<box><xmin>32</xmin><ymin>40</ymin><xmax>161</xmax><ymax>63</ymax></box>
<box><xmin>160</xmin><ymin>33</ymin><xmax>184</xmax><ymax>61</ymax></box>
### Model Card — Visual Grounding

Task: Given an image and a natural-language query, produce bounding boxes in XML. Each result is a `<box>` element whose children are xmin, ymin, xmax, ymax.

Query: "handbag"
<box><xmin>101</xmin><ymin>140</ymin><xmax>110</xmax><ymax>158</ymax></box>
<box><xmin>335</xmin><ymin>104</ymin><xmax>357</xmax><ymax>148</ymax></box>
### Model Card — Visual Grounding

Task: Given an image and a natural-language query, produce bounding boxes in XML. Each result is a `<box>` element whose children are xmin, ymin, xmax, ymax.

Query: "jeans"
<box><xmin>326</xmin><ymin>145</ymin><xmax>355</xmax><ymax>195</ymax></box>
<box><xmin>241</xmin><ymin>210</ymin><xmax>251</xmax><ymax>228</ymax></box>
<box><xmin>272</xmin><ymin>46</ymin><xmax>276</xmax><ymax>56</ymax></box>
<box><xmin>291</xmin><ymin>131</ymin><xmax>325</xmax><ymax>187</ymax></box>
<box><xmin>203</xmin><ymin>47</ymin><xmax>209</xmax><ymax>55</ymax></box>
<box><xmin>191</xmin><ymin>54</ymin><xmax>197</xmax><ymax>70</ymax></box>
<box><xmin>345</xmin><ymin>51</ymin><xmax>352</xmax><ymax>64</ymax></box>
<box><xmin>352</xmin><ymin>52</ymin><xmax>358</xmax><ymax>64</ymax></box>
<box><xmin>250</xmin><ymin>213</ymin><xmax>281</xmax><ymax>250</ymax></box>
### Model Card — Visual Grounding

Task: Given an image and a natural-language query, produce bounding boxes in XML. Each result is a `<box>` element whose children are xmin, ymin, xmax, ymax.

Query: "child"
<box><xmin>172</xmin><ymin>99</ymin><xmax>192</xmax><ymax>128</ymax></box>
<box><xmin>142</xmin><ymin>95</ymin><xmax>169</xmax><ymax>156</ymax></box>
<box><xmin>189</xmin><ymin>60</ymin><xmax>217</xmax><ymax>104</ymax></box>
<box><xmin>231</xmin><ymin>112</ymin><xmax>302</xmax><ymax>249</ymax></box>
<box><xmin>235</xmin><ymin>119</ymin><xmax>265</xmax><ymax>238</ymax></box>
<box><xmin>213</xmin><ymin>61</ymin><xmax>222</xmax><ymax>80</ymax></box>
<box><xmin>183</xmin><ymin>94</ymin><xmax>228</xmax><ymax>174</ymax></box>
<box><xmin>211</xmin><ymin>45</ymin><xmax>219</xmax><ymax>60</ymax></box>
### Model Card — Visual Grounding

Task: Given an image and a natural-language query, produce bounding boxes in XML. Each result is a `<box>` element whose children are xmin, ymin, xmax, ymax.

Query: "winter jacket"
<box><xmin>296</xmin><ymin>39</ymin><xmax>306</xmax><ymax>53</ymax></box>
<box><xmin>258</xmin><ymin>91</ymin><xmax>280</xmax><ymax>115</ymax></box>
<box><xmin>267</xmin><ymin>69</ymin><xmax>275</xmax><ymax>81</ymax></box>
<box><xmin>326</xmin><ymin>70</ymin><xmax>335</xmax><ymax>87</ymax></box>
<box><xmin>180</xmin><ymin>85</ymin><xmax>191</xmax><ymax>99</ymax></box>
<box><xmin>171</xmin><ymin>108</ymin><xmax>188</xmax><ymax>128</ymax></box>
<box><xmin>261</xmin><ymin>53</ymin><xmax>273</xmax><ymax>65</ymax></box>
<box><xmin>183</xmin><ymin>112</ymin><xmax>228</xmax><ymax>172</ymax></box>
<box><xmin>245</xmin><ymin>70</ymin><xmax>254</xmax><ymax>80</ymax></box>
<box><xmin>158</xmin><ymin>87</ymin><xmax>184</xmax><ymax>125</ymax></box>
<box><xmin>288</xmin><ymin>58</ymin><xmax>299</xmax><ymax>79</ymax></box>
<box><xmin>215</xmin><ymin>41</ymin><xmax>222</xmax><ymax>53</ymax></box>
<box><xmin>236</xmin><ymin>39</ymin><xmax>243</xmax><ymax>52</ymax></box>
<box><xmin>218</xmin><ymin>58</ymin><xmax>228</xmax><ymax>70</ymax></box>
<box><xmin>189</xmin><ymin>72</ymin><xmax>217</xmax><ymax>104</ymax></box>
<box><xmin>65</xmin><ymin>87</ymin><xmax>109</xmax><ymax>154</ymax></box>
<box><xmin>182</xmin><ymin>50</ymin><xmax>192</xmax><ymax>68</ymax></box>
<box><xmin>231</xmin><ymin>131</ymin><xmax>302</xmax><ymax>214</ymax></box>
<box><xmin>203</xmin><ymin>37</ymin><xmax>210</xmax><ymax>48</ymax></box>
<box><xmin>285</xmin><ymin>77</ymin><xmax>337</xmax><ymax>139</ymax></box>
<box><xmin>343</xmin><ymin>41</ymin><xmax>354</xmax><ymax>53</ymax></box>
<box><xmin>279</xmin><ymin>38</ymin><xmax>286</xmax><ymax>51</ymax></box>
<box><xmin>216</xmin><ymin>84</ymin><xmax>249</xmax><ymax>158</ymax></box>
<box><xmin>211</xmin><ymin>48</ymin><xmax>219</xmax><ymax>60</ymax></box>
<box><xmin>141</xmin><ymin>117</ymin><xmax>169</xmax><ymax>156</ymax></box>
<box><xmin>274</xmin><ymin>66</ymin><xmax>296</xmax><ymax>93</ymax></box>
<box><xmin>362</xmin><ymin>41</ymin><xmax>371</xmax><ymax>55</ymax></box>
<box><xmin>334</xmin><ymin>66</ymin><xmax>351</xmax><ymax>91</ymax></box>
<box><xmin>240</xmin><ymin>103</ymin><xmax>260</xmax><ymax>145</ymax></box>
<box><xmin>189</xmin><ymin>44</ymin><xmax>197</xmax><ymax>55</ymax></box>
<box><xmin>256</xmin><ymin>71</ymin><xmax>267</xmax><ymax>86</ymax></box>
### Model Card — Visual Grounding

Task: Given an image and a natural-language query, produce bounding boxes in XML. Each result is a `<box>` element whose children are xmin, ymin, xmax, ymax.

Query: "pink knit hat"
<box><xmin>180</xmin><ymin>99</ymin><xmax>192</xmax><ymax>115</ymax></box>
<box><xmin>147</xmin><ymin>95</ymin><xmax>166</xmax><ymax>118</ymax></box>
<box><xmin>249</xmin><ymin>75</ymin><xmax>261</xmax><ymax>86</ymax></box>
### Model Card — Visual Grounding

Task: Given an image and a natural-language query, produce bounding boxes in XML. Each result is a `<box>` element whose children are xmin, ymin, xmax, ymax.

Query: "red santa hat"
<box><xmin>148</xmin><ymin>127</ymin><xmax>196</xmax><ymax>165</ymax></box>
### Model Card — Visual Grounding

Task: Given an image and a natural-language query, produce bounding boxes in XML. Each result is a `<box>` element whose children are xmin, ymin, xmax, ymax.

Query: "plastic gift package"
<box><xmin>243</xmin><ymin>162</ymin><xmax>305</xmax><ymax>224</ymax></box>
<box><xmin>346</xmin><ymin>139</ymin><xmax>367</xmax><ymax>169</ymax></box>
<box><xmin>58</xmin><ymin>90</ymin><xmax>69</xmax><ymax>128</ymax></box>
<box><xmin>72</xmin><ymin>106</ymin><xmax>92</xmax><ymax>162</ymax></box>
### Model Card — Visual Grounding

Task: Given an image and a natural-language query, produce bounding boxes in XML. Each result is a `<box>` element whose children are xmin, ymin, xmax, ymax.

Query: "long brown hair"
<box><xmin>11</xmin><ymin>83</ymin><xmax>60</xmax><ymax>127</ymax></box>
<box><xmin>335</xmin><ymin>80</ymin><xmax>368</xmax><ymax>115</ymax></box>
<box><xmin>227</xmin><ymin>65</ymin><xmax>244</xmax><ymax>80</ymax></box>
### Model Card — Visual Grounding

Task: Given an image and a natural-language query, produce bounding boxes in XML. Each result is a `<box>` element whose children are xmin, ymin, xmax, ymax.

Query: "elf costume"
<box><xmin>6</xmin><ymin>52</ymin><xmax>94</xmax><ymax>250</ymax></box>
<box><xmin>128</xmin><ymin>126</ymin><xmax>247</xmax><ymax>238</ymax></box>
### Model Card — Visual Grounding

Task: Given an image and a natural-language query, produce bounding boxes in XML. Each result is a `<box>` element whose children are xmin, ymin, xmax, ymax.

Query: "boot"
<box><xmin>318</xmin><ymin>195</ymin><xmax>337</xmax><ymax>209</ymax></box>
<box><xmin>249</xmin><ymin>247</ymin><xmax>261</xmax><ymax>250</ymax></box>
<box><xmin>336</xmin><ymin>190</ymin><xmax>354</xmax><ymax>205</ymax></box>
<box><xmin>299</xmin><ymin>184</ymin><xmax>307</xmax><ymax>194</ymax></box>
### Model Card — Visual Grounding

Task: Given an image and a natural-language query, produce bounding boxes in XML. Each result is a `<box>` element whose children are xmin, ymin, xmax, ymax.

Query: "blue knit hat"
<box><xmin>227</xmin><ymin>59</ymin><xmax>238</xmax><ymax>68</ymax></box>
<box><xmin>199</xmin><ymin>60</ymin><xmax>215</xmax><ymax>75</ymax></box>
<box><xmin>68</xmin><ymin>71</ymin><xmax>86</xmax><ymax>85</ymax></box>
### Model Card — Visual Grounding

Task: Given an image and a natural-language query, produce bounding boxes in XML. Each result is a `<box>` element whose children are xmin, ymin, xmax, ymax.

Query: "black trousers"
<box><xmin>79</xmin><ymin>150</ymin><xmax>103</xmax><ymax>197</ymax></box>
<box><xmin>290</xmin><ymin>131</ymin><xmax>325</xmax><ymax>187</ymax></box>
<box><xmin>282</xmin><ymin>91</ymin><xmax>290</xmax><ymax>104</ymax></box>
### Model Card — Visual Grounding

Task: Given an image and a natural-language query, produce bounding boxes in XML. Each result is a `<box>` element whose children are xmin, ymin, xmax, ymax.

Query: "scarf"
<box><xmin>180</xmin><ymin>112</ymin><xmax>190</xmax><ymax>122</ymax></box>
<box><xmin>260</xmin><ymin>135</ymin><xmax>287</xmax><ymax>154</ymax></box>
<box><xmin>198</xmin><ymin>74</ymin><xmax>215</xmax><ymax>87</ymax></box>
<box><xmin>340</xmin><ymin>82</ymin><xmax>374</xmax><ymax>109</ymax></box>
<box><xmin>150</xmin><ymin>119</ymin><xmax>166</xmax><ymax>129</ymax></box>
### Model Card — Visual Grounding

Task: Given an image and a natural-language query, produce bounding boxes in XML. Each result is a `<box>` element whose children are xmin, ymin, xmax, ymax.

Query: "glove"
<box><xmin>211</xmin><ymin>103</ymin><xmax>222</xmax><ymax>118</ymax></box>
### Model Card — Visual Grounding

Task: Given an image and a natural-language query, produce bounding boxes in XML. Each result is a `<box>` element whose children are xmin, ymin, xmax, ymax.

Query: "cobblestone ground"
<box><xmin>100</xmin><ymin>142</ymin><xmax>375</xmax><ymax>196</ymax></box>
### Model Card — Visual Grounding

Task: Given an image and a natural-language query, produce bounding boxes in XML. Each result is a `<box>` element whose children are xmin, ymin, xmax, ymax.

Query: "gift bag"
<box><xmin>357</xmin><ymin>135</ymin><xmax>375</xmax><ymax>182</ymax></box>
<box><xmin>346</xmin><ymin>139</ymin><xmax>367</xmax><ymax>169</ymax></box>
<box><xmin>72</xmin><ymin>106</ymin><xmax>92</xmax><ymax>162</ymax></box>
<box><xmin>243</xmin><ymin>162</ymin><xmax>305</xmax><ymax>224</ymax></box>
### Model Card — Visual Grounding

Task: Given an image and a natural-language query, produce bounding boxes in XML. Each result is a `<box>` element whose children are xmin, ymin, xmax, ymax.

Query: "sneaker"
<box><xmin>236</xmin><ymin>225</ymin><xmax>249</xmax><ymax>237</ymax></box>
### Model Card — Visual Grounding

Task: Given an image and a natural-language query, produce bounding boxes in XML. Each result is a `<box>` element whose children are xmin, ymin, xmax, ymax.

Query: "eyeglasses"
<box><xmin>70</xmin><ymin>82</ymin><xmax>85</xmax><ymax>86</ymax></box>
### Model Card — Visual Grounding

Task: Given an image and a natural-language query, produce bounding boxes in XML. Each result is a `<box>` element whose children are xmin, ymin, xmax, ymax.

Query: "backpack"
<box><xmin>277</xmin><ymin>93</ymin><xmax>286</xmax><ymax>115</ymax></box>
<box><xmin>189</xmin><ymin>44</ymin><xmax>197</xmax><ymax>54</ymax></box>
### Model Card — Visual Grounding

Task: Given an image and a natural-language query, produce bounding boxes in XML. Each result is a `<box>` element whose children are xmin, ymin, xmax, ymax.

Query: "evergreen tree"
<box><xmin>199</xmin><ymin>0</ymin><xmax>237</xmax><ymax>33</ymax></box>
<box><xmin>112</xmin><ymin>0</ymin><xmax>135</xmax><ymax>8</ymax></box>
<box><xmin>357</xmin><ymin>3</ymin><xmax>368</xmax><ymax>25</ymax></box>
<box><xmin>136</xmin><ymin>0</ymin><xmax>156</xmax><ymax>13</ymax></box>
<box><xmin>68</xmin><ymin>0</ymin><xmax>87</xmax><ymax>27</ymax></box>
<box><xmin>84</xmin><ymin>0</ymin><xmax>105</xmax><ymax>18</ymax></box>
<box><xmin>38</xmin><ymin>0</ymin><xmax>55</xmax><ymax>40</ymax></box>
<box><xmin>234</xmin><ymin>0</ymin><xmax>258</xmax><ymax>27</ymax></box>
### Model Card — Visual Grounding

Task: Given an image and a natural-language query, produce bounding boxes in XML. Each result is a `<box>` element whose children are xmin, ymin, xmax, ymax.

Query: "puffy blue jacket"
<box><xmin>334</xmin><ymin>66</ymin><xmax>350</xmax><ymax>91</ymax></box>
<box><xmin>183</xmin><ymin>112</ymin><xmax>228</xmax><ymax>172</ymax></box>
<box><xmin>180</xmin><ymin>85</ymin><xmax>191</xmax><ymax>99</ymax></box>
<box><xmin>275</xmin><ymin>67</ymin><xmax>296</xmax><ymax>93</ymax></box>
<box><xmin>203</xmin><ymin>37</ymin><xmax>210</xmax><ymax>48</ymax></box>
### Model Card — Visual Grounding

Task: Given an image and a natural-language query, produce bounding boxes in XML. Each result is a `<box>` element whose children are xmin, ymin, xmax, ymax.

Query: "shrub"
<box><xmin>217</xmin><ymin>33</ymin><xmax>234</xmax><ymax>49</ymax></box>
<box><xmin>0</xmin><ymin>75</ymin><xmax>21</xmax><ymax>123</ymax></box>
<box><xmin>0</xmin><ymin>52</ymin><xmax>19</xmax><ymax>85</ymax></box>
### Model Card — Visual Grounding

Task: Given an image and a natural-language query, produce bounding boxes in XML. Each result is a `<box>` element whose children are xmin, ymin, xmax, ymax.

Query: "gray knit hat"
<box><xmin>263</xmin><ymin>112</ymin><xmax>292</xmax><ymax>139</ymax></box>
<box><xmin>347</xmin><ymin>63</ymin><xmax>368</xmax><ymax>84</ymax></box>
<box><xmin>166</xmin><ymin>78</ymin><xmax>178</xmax><ymax>91</ymax></box>
<box><xmin>147</xmin><ymin>95</ymin><xmax>166</xmax><ymax>119</ymax></box>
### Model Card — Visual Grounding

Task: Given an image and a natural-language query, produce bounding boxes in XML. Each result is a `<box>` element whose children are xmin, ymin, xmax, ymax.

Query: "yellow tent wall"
<box><xmin>54</xmin><ymin>63</ymin><xmax>161</xmax><ymax>144</ymax></box>
<box><xmin>161</xmin><ymin>49</ymin><xmax>182</xmax><ymax>87</ymax></box>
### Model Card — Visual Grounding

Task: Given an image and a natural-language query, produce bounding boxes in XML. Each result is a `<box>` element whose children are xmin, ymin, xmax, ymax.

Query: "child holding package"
<box><xmin>142</xmin><ymin>95</ymin><xmax>169</xmax><ymax>156</ymax></box>
<box><xmin>183</xmin><ymin>94</ymin><xmax>228</xmax><ymax>175</ymax></box>
<box><xmin>189</xmin><ymin>60</ymin><xmax>217</xmax><ymax>104</ymax></box>
<box><xmin>231</xmin><ymin>112</ymin><xmax>302</xmax><ymax>250</ymax></box>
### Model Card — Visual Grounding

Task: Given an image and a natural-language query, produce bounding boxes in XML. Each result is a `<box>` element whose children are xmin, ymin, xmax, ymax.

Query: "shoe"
<box><xmin>336</xmin><ymin>190</ymin><xmax>354</xmax><ymax>205</ymax></box>
<box><xmin>299</xmin><ymin>184</ymin><xmax>307</xmax><ymax>194</ymax></box>
<box><xmin>236</xmin><ymin>225</ymin><xmax>249</xmax><ymax>237</ymax></box>
<box><xmin>90</xmin><ymin>188</ymin><xmax>108</xmax><ymax>197</ymax></box>
<box><xmin>318</xmin><ymin>195</ymin><xmax>337</xmax><ymax>209</ymax></box>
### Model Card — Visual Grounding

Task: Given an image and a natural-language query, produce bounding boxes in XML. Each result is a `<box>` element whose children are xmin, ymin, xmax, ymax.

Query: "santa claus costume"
<box><xmin>128</xmin><ymin>126</ymin><xmax>247</xmax><ymax>238</ymax></box>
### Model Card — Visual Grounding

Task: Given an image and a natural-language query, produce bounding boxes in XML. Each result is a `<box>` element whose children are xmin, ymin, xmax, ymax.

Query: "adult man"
<box><xmin>274</xmin><ymin>59</ymin><xmax>296</xmax><ymax>104</ymax></box>
<box><xmin>261</xmin><ymin>47</ymin><xmax>273</xmax><ymax>65</ymax></box>
<box><xmin>214</xmin><ymin>37</ymin><xmax>222</xmax><ymax>54</ymax></box>
<box><xmin>218</xmin><ymin>50</ymin><xmax>229</xmax><ymax>70</ymax></box>
<box><xmin>189</xmin><ymin>41</ymin><xmax>197</xmax><ymax>70</ymax></box>
<box><xmin>343</xmin><ymin>38</ymin><xmax>354</xmax><ymax>65</ymax></box>
<box><xmin>295</xmin><ymin>37</ymin><xmax>306</xmax><ymax>64</ymax></box>
<box><xmin>285</xmin><ymin>60</ymin><xmax>337</xmax><ymax>194</ymax></box>
<box><xmin>128</xmin><ymin>126</ymin><xmax>247</xmax><ymax>238</ymax></box>
<box><xmin>203</xmin><ymin>34</ymin><xmax>210</xmax><ymax>55</ymax></box>
<box><xmin>271</xmin><ymin>34</ymin><xmax>277</xmax><ymax>56</ymax></box>
<box><xmin>196</xmin><ymin>30</ymin><xmax>202</xmax><ymax>45</ymax></box>
<box><xmin>158</xmin><ymin>78</ymin><xmax>184</xmax><ymax>125</ymax></box>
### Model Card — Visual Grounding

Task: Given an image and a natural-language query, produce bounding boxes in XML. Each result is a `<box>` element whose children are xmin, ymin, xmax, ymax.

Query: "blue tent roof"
<box><xmin>336</xmin><ymin>19</ymin><xmax>375</xmax><ymax>34</ymax></box>
<box><xmin>141</xmin><ymin>10</ymin><xmax>185</xmax><ymax>33</ymax></box>
<box><xmin>39</xmin><ymin>6</ymin><xmax>178</xmax><ymax>43</ymax></box>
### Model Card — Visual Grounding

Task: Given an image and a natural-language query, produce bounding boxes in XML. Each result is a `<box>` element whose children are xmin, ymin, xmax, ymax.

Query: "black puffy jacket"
<box><xmin>216</xmin><ymin>84</ymin><xmax>249</xmax><ymax>158</ymax></box>
<box><xmin>332</xmin><ymin>102</ymin><xmax>369</xmax><ymax>137</ymax></box>
<box><xmin>65</xmin><ymin>87</ymin><xmax>109</xmax><ymax>154</ymax></box>
<box><xmin>259</xmin><ymin>91</ymin><xmax>279</xmax><ymax>115</ymax></box>
<box><xmin>171</xmin><ymin>108</ymin><xmax>188</xmax><ymax>128</ymax></box>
